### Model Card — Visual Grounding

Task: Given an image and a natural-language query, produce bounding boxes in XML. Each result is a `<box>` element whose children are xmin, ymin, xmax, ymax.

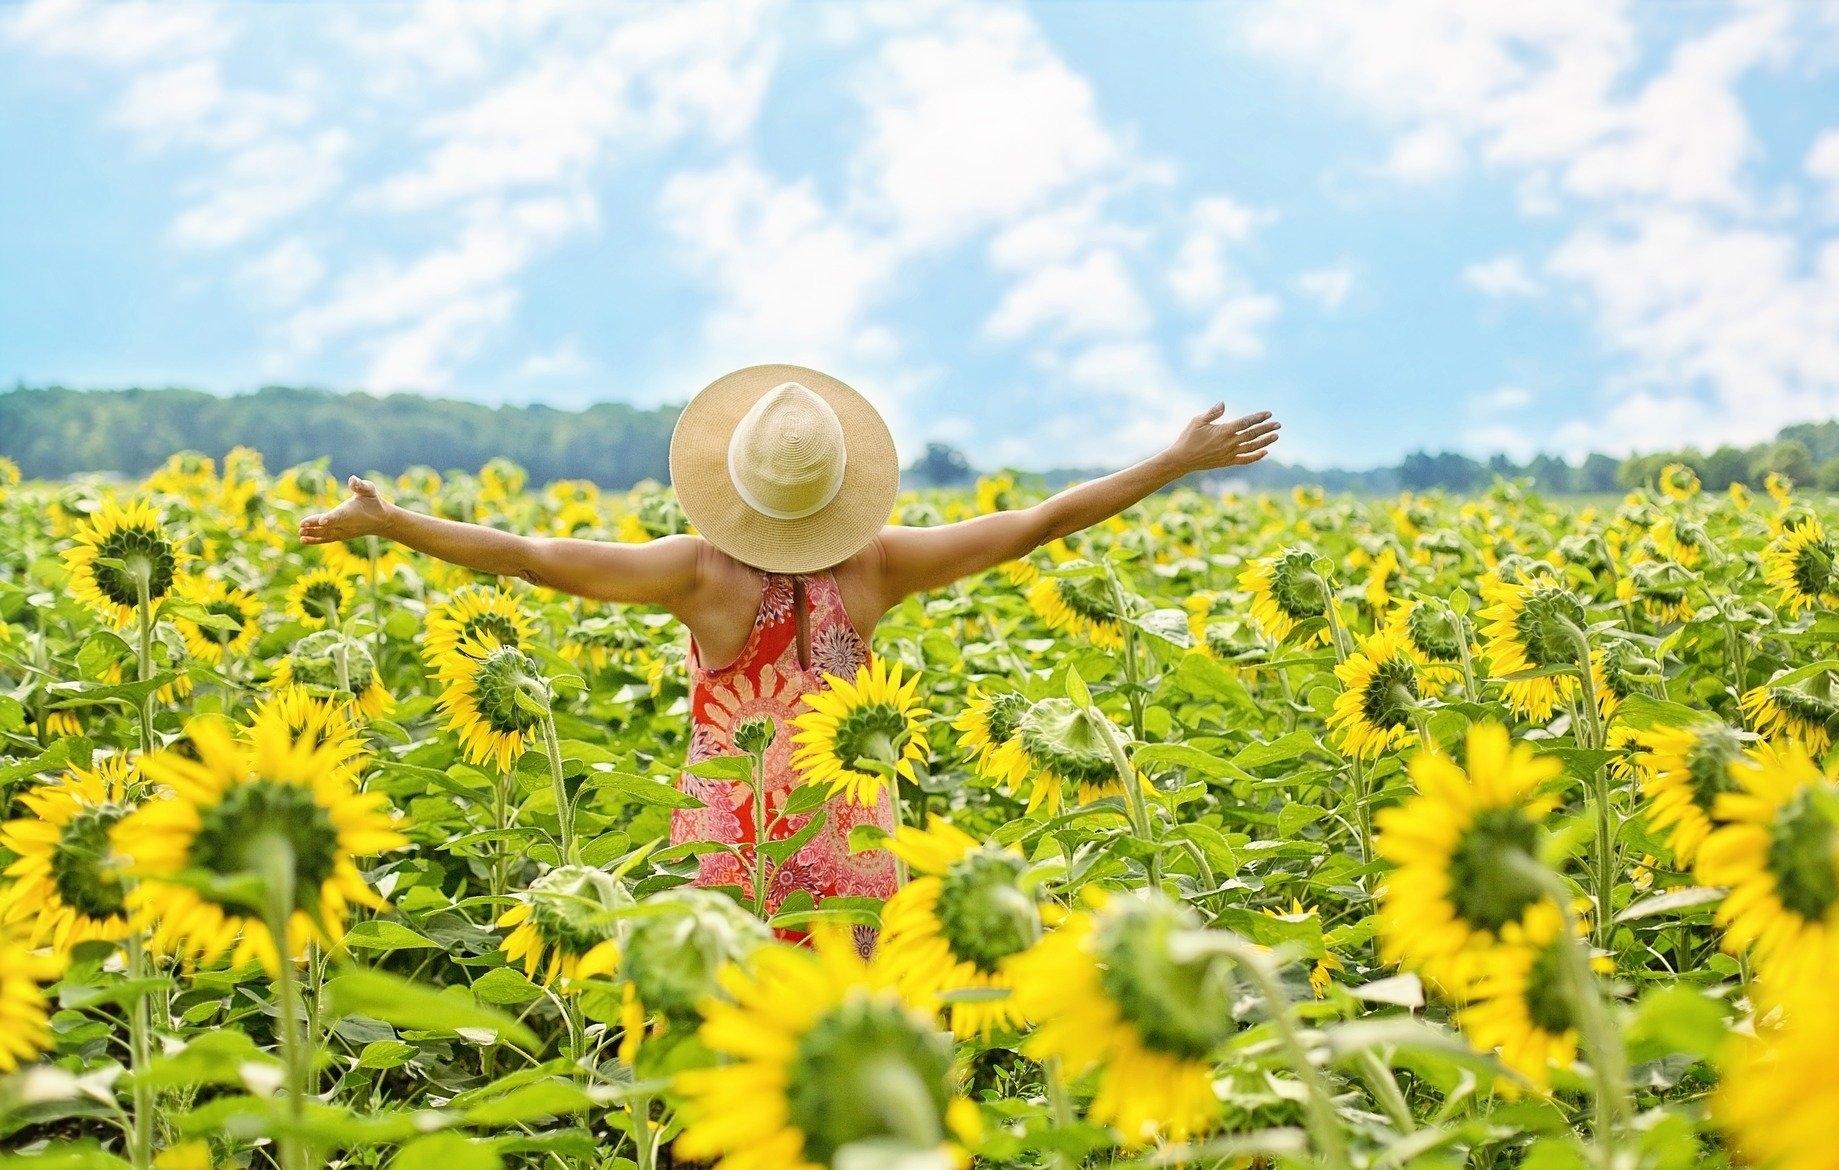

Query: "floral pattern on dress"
<box><xmin>671</xmin><ymin>570</ymin><xmax>897</xmax><ymax>928</ymax></box>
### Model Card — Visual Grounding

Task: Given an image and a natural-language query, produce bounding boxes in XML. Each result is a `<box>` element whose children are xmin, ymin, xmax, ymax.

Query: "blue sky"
<box><xmin>3</xmin><ymin>1</ymin><xmax>1837</xmax><ymax>471</ymax></box>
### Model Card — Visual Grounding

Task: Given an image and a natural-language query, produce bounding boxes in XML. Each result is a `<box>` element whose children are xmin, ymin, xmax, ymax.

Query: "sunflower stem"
<box><xmin>538</xmin><ymin>711</ymin><xmax>580</xmax><ymax>866</ymax></box>
<box><xmin>1042</xmin><ymin>1058</ymin><xmax>1078</xmax><ymax>1170</ymax></box>
<box><xmin>1090</xmin><ymin>705</ymin><xmax>1160</xmax><ymax>890</ymax></box>
<box><xmin>366</xmin><ymin>537</ymin><xmax>384</xmax><ymax>663</ymax></box>
<box><xmin>1219</xmin><ymin>937</ymin><xmax>1351</xmax><ymax>1170</ymax></box>
<box><xmin>1104</xmin><ymin>565</ymin><xmax>1147</xmax><ymax>743</ymax></box>
<box><xmin>1348</xmin><ymin>754</ymin><xmax>1375</xmax><ymax>870</ymax></box>
<box><xmin>134</xmin><ymin>570</ymin><xmax>155</xmax><ymax>757</ymax></box>
<box><xmin>1562</xmin><ymin>620</ymin><xmax>1619</xmax><ymax>951</ymax></box>
<box><xmin>1455</xmin><ymin>614</ymin><xmax>1480</xmax><ymax>701</ymax></box>
<box><xmin>749</xmin><ymin>746</ymin><xmax>771</xmax><ymax>919</ymax></box>
<box><xmin>124</xmin><ymin>930</ymin><xmax>156</xmax><ymax>1170</ymax></box>
<box><xmin>631</xmin><ymin>1091</ymin><xmax>657</xmax><ymax>1170</ymax></box>
<box><xmin>259</xmin><ymin>838</ymin><xmax>310</xmax><ymax>1170</ymax></box>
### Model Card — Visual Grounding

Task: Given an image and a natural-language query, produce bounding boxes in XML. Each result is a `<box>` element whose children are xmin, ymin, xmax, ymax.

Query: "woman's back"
<box><xmin>672</xmin><ymin>568</ymin><xmax>898</xmax><ymax>918</ymax></box>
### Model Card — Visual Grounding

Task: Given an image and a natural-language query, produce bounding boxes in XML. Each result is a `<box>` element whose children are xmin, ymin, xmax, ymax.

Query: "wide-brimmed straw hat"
<box><xmin>669</xmin><ymin>364</ymin><xmax>898</xmax><ymax>573</ymax></box>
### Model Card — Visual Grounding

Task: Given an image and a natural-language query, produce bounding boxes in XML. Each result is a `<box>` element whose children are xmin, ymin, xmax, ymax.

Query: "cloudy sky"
<box><xmin>4</xmin><ymin>0</ymin><xmax>1838</xmax><ymax>470</ymax></box>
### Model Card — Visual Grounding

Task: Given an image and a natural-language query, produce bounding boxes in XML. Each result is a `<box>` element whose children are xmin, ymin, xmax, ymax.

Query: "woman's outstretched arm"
<box><xmin>872</xmin><ymin>403</ymin><xmax>1279</xmax><ymax>601</ymax></box>
<box><xmin>298</xmin><ymin>476</ymin><xmax>699</xmax><ymax>606</ymax></box>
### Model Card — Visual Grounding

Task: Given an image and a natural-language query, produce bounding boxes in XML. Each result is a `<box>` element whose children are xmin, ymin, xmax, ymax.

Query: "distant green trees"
<box><xmin>0</xmin><ymin>385</ymin><xmax>680</xmax><ymax>487</ymax></box>
<box><xmin>3</xmin><ymin>383</ymin><xmax>1836</xmax><ymax>497</ymax></box>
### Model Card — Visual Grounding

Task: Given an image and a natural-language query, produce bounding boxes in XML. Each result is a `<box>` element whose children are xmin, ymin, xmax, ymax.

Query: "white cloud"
<box><xmin>1462</xmin><ymin>255</ymin><xmax>1543</xmax><ymax>298</ymax></box>
<box><xmin>237</xmin><ymin>238</ymin><xmax>326</xmax><ymax>307</ymax></box>
<box><xmin>1169</xmin><ymin>196</ymin><xmax>1281</xmax><ymax>363</ymax></box>
<box><xmin>1245</xmin><ymin>0</ymin><xmax>1839</xmax><ymax>455</ymax></box>
<box><xmin>1808</xmin><ymin>129</ymin><xmax>1839</xmax><ymax>216</ymax></box>
<box><xmin>1480</xmin><ymin>385</ymin><xmax>1533</xmax><ymax>411</ymax></box>
<box><xmin>985</xmin><ymin>250</ymin><xmax>1151</xmax><ymax>341</ymax></box>
<box><xmin>5</xmin><ymin>0</ymin><xmax>227</xmax><ymax>68</ymax></box>
<box><xmin>518</xmin><ymin>338</ymin><xmax>593</xmax><ymax>380</ymax></box>
<box><xmin>1296</xmin><ymin>264</ymin><xmax>1353</xmax><ymax>310</ymax></box>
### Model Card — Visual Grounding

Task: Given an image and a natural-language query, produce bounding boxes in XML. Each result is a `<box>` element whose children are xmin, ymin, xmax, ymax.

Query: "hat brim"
<box><xmin>669</xmin><ymin>364</ymin><xmax>899</xmax><ymax>574</ymax></box>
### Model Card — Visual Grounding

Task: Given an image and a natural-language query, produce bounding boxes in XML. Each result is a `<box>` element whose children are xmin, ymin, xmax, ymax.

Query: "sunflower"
<box><xmin>434</xmin><ymin>634</ymin><xmax>548</xmax><ymax>774</ymax></box>
<box><xmin>1388</xmin><ymin>598</ymin><xmax>1468</xmax><ymax>688</ymax></box>
<box><xmin>62</xmin><ymin>497</ymin><xmax>181</xmax><ymax>626</ymax></box>
<box><xmin>1741</xmin><ymin>670</ymin><xmax>1839</xmax><ymax>755</ymax></box>
<box><xmin>1261</xmin><ymin>899</ymin><xmax>1344</xmax><ymax>997</ymax></box>
<box><xmin>618</xmin><ymin>886</ymin><xmax>771</xmax><ymax>1025</ymax></box>
<box><xmin>1007</xmin><ymin>890</ymin><xmax>1231</xmax><ymax>1145</ymax></box>
<box><xmin>270</xmin><ymin>629</ymin><xmax>393</xmax><ymax>721</ymax></box>
<box><xmin>1623</xmin><ymin>560</ymin><xmax>1695</xmax><ymax>624</ymax></box>
<box><xmin>1717</xmin><ymin>934</ymin><xmax>1839</xmax><ymax>1170</ymax></box>
<box><xmin>976</xmin><ymin>472</ymin><xmax>1019</xmax><ymax>515</ymax></box>
<box><xmin>1766</xmin><ymin>470</ymin><xmax>1795</xmax><ymax>508</ymax></box>
<box><xmin>1362</xmin><ymin>544</ymin><xmax>1402</xmax><ymax>617</ymax></box>
<box><xmin>112</xmin><ymin>710</ymin><xmax>407</xmax><ymax>973</ymax></box>
<box><xmin>1456</xmin><ymin>900</ymin><xmax>1604</xmax><ymax>1091</ymax></box>
<box><xmin>0</xmin><ymin>755</ymin><xmax>144</xmax><ymax>950</ymax></box>
<box><xmin>951</xmin><ymin>686</ymin><xmax>1032</xmax><ymax>791</ymax></box>
<box><xmin>1762</xmin><ymin>520</ymin><xmax>1839</xmax><ymax>616</ymax></box>
<box><xmin>1648</xmin><ymin>516</ymin><xmax>1708</xmax><ymax>569</ymax></box>
<box><xmin>1026</xmin><ymin>564</ymin><xmax>1124</xmax><ymax>650</ymax></box>
<box><xmin>254</xmin><ymin>686</ymin><xmax>371</xmax><ymax>774</ymax></box>
<box><xmin>1477</xmin><ymin>576</ymin><xmax>1586</xmax><ymax>722</ymax></box>
<box><xmin>880</xmin><ymin>817</ymin><xmax>1042</xmax><ymax>1036</ymax></box>
<box><xmin>1239</xmin><ymin>548</ymin><xmax>1330</xmax><ymax>645</ymax></box>
<box><xmin>1695</xmin><ymin>739</ymin><xmax>1839</xmax><ymax>977</ymax></box>
<box><xmin>1635</xmin><ymin>722</ymin><xmax>1751</xmax><ymax>866</ymax></box>
<box><xmin>497</xmin><ymin>864</ymin><xmax>632</xmax><ymax>988</ymax></box>
<box><xmin>315</xmin><ymin>535</ymin><xmax>411</xmax><ymax>585</ymax></box>
<box><xmin>1605</xmin><ymin>725</ymin><xmax>1649</xmax><ymax>784</ymax></box>
<box><xmin>1375</xmin><ymin>723</ymin><xmax>1563</xmax><ymax>992</ymax></box>
<box><xmin>1328</xmin><ymin>629</ymin><xmax>1424</xmax><ymax>759</ymax></box>
<box><xmin>789</xmin><ymin>657</ymin><xmax>929</xmax><ymax>807</ymax></box>
<box><xmin>1656</xmin><ymin>462</ymin><xmax>1700</xmax><ymax>502</ymax></box>
<box><xmin>284</xmin><ymin>565</ymin><xmax>354</xmax><ymax>630</ymax></box>
<box><xmin>0</xmin><ymin>927</ymin><xmax>60</xmax><ymax>1073</ymax></box>
<box><xmin>673</xmin><ymin>929</ymin><xmax>974</xmax><ymax>1170</ymax></box>
<box><xmin>1013</xmin><ymin>697</ymin><xmax>1136</xmax><ymax>816</ymax></box>
<box><xmin>171</xmin><ymin>575</ymin><xmax>262</xmax><ymax>664</ymax></box>
<box><xmin>424</xmin><ymin>586</ymin><xmax>537</xmax><ymax>673</ymax></box>
<box><xmin>1589</xmin><ymin>637</ymin><xmax>1650</xmax><ymax>724</ymax></box>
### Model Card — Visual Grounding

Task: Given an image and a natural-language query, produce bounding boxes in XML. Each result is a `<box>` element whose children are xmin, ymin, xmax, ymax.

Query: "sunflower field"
<box><xmin>1</xmin><ymin>448</ymin><xmax>1836</xmax><ymax>1170</ymax></box>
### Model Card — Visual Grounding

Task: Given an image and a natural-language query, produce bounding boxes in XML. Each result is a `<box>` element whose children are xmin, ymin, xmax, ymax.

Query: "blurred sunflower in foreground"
<box><xmin>111</xmin><ymin>710</ymin><xmax>406</xmax><ymax>973</ymax></box>
<box><xmin>0</xmin><ymin>755</ymin><xmax>147</xmax><ymax>951</ymax></box>
<box><xmin>673</xmin><ymin>929</ymin><xmax>978</xmax><ymax>1170</ymax></box>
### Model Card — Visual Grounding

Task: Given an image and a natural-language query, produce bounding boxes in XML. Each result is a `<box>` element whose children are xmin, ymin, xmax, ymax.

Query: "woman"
<box><xmin>300</xmin><ymin>364</ymin><xmax>1279</xmax><ymax>915</ymax></box>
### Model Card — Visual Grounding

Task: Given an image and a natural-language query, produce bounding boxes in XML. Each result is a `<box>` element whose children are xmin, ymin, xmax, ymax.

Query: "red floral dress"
<box><xmin>671</xmin><ymin>570</ymin><xmax>898</xmax><ymax>922</ymax></box>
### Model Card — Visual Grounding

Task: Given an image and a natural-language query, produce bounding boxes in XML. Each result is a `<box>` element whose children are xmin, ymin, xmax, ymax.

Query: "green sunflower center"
<box><xmin>832</xmin><ymin>703</ymin><xmax>910</xmax><ymax>772</ymax></box>
<box><xmin>620</xmin><ymin>890</ymin><xmax>768</xmax><ymax>1022</ymax></box>
<box><xmin>934</xmin><ymin>850</ymin><xmax>1039</xmax><ymax>973</ymax></box>
<box><xmin>285</xmin><ymin>630</ymin><xmax>379</xmax><ymax>694</ymax></box>
<box><xmin>1053</xmin><ymin>572</ymin><xmax>1118</xmax><ymax>624</ymax></box>
<box><xmin>1521</xmin><ymin>940</ymin><xmax>1575</xmax><ymax>1035</ymax></box>
<box><xmin>470</xmin><ymin>647</ymin><xmax>547</xmax><ymax>736</ymax></box>
<box><xmin>1448</xmin><ymin>807</ymin><xmax>1547</xmax><ymax>935</ymax></box>
<box><xmin>1269</xmin><ymin>553</ymin><xmax>1327</xmax><ymax>621</ymax></box>
<box><xmin>1359</xmin><ymin>655</ymin><xmax>1420</xmax><ymax>731</ymax></box>
<box><xmin>528</xmin><ymin>865</ymin><xmax>632</xmax><ymax>956</ymax></box>
<box><xmin>1093</xmin><ymin>898</ymin><xmax>1238</xmax><ymax>1060</ymax></box>
<box><xmin>51</xmin><ymin>804</ymin><xmax>129</xmax><ymax>920</ymax></box>
<box><xmin>1512</xmin><ymin>587</ymin><xmax>1587</xmax><ymax>669</ymax></box>
<box><xmin>982</xmin><ymin>692</ymin><xmax>1027</xmax><ymax>744</ymax></box>
<box><xmin>1019</xmin><ymin>698</ymin><xmax>1119</xmax><ymax>786</ymax></box>
<box><xmin>300</xmin><ymin>581</ymin><xmax>345</xmax><ymax>622</ymax></box>
<box><xmin>1768</xmin><ymin>680</ymin><xmax>1839</xmax><ymax>735</ymax></box>
<box><xmin>1406</xmin><ymin>604</ymin><xmax>1464</xmax><ymax>661</ymax></box>
<box><xmin>786</xmin><ymin>995</ymin><xmax>953</xmax><ymax>1165</ymax></box>
<box><xmin>1684</xmin><ymin>726</ymin><xmax>1746</xmax><ymax>814</ymax></box>
<box><xmin>92</xmin><ymin>526</ymin><xmax>177</xmax><ymax>609</ymax></box>
<box><xmin>1765</xmin><ymin>788</ymin><xmax>1839</xmax><ymax>923</ymax></box>
<box><xmin>190</xmin><ymin>780</ymin><xmax>341</xmax><ymax>912</ymax></box>
<box><xmin>465</xmin><ymin>613</ymin><xmax>522</xmax><ymax>649</ymax></box>
<box><xmin>202</xmin><ymin>601</ymin><xmax>249</xmax><ymax>646</ymax></box>
<box><xmin>1792</xmin><ymin>535</ymin><xmax>1835</xmax><ymax>600</ymax></box>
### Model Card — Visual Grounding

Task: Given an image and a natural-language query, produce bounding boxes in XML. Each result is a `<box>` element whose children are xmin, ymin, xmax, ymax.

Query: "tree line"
<box><xmin>0</xmin><ymin>384</ymin><xmax>1829</xmax><ymax>495</ymax></box>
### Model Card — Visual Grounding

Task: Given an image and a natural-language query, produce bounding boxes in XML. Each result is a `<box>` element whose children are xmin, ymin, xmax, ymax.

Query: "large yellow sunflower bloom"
<box><xmin>789</xmin><ymin>657</ymin><xmax>930</xmax><ymax>807</ymax></box>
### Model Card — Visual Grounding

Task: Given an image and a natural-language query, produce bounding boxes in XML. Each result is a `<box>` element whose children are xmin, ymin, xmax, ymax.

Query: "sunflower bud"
<box><xmin>1404</xmin><ymin>600</ymin><xmax>1466</xmax><ymax>663</ymax></box>
<box><xmin>733</xmin><ymin>715</ymin><xmax>776</xmax><ymax>757</ymax></box>
<box><xmin>1018</xmin><ymin>698</ymin><xmax>1122</xmax><ymax>791</ymax></box>
<box><xmin>934</xmin><ymin>850</ymin><xmax>1040</xmax><ymax>972</ymax></box>
<box><xmin>619</xmin><ymin>888</ymin><xmax>770</xmax><ymax>1022</ymax></box>
<box><xmin>1091</xmin><ymin>892</ymin><xmax>1241</xmax><ymax>1060</ymax></box>
<box><xmin>785</xmin><ymin>995</ymin><xmax>954</xmax><ymax>1164</ymax></box>
<box><xmin>527</xmin><ymin>865</ymin><xmax>634</xmax><ymax>958</ymax></box>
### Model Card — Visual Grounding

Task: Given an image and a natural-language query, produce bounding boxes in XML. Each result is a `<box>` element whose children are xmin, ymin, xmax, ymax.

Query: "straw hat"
<box><xmin>669</xmin><ymin>364</ymin><xmax>899</xmax><ymax>573</ymax></box>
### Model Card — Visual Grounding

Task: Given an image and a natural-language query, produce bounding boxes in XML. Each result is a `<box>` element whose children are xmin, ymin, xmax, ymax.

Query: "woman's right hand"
<box><xmin>299</xmin><ymin>476</ymin><xmax>394</xmax><ymax>545</ymax></box>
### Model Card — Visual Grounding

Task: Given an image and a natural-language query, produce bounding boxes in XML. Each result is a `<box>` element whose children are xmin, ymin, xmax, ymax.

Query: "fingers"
<box><xmin>1195</xmin><ymin>401</ymin><xmax>1226</xmax><ymax>424</ymax></box>
<box><xmin>1236</xmin><ymin>432</ymin><xmax>1280</xmax><ymax>456</ymax></box>
<box><xmin>1233</xmin><ymin>419</ymin><xmax>1281</xmax><ymax>442</ymax></box>
<box><xmin>1233</xmin><ymin>449</ymin><xmax>1271</xmax><ymax>466</ymax></box>
<box><xmin>1221</xmin><ymin>409</ymin><xmax>1273</xmax><ymax>433</ymax></box>
<box><xmin>350</xmin><ymin>475</ymin><xmax>377</xmax><ymax>499</ymax></box>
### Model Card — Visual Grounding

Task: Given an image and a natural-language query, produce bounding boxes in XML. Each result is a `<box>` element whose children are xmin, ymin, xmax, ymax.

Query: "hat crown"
<box><xmin>726</xmin><ymin>382</ymin><xmax>848</xmax><ymax>521</ymax></box>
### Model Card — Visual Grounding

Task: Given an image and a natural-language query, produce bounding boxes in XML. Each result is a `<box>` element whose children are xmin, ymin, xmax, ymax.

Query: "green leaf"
<box><xmin>46</xmin><ymin>673</ymin><xmax>179</xmax><ymax>710</ymax></box>
<box><xmin>1214</xmin><ymin>906</ymin><xmax>1324</xmax><ymax>959</ymax></box>
<box><xmin>1613</xmin><ymin>693</ymin><xmax>1711</xmax><ymax>731</ymax></box>
<box><xmin>158</xmin><ymin>598</ymin><xmax>243</xmax><ymax>630</ymax></box>
<box><xmin>1065</xmin><ymin>663</ymin><xmax>1093</xmax><ymax>710</ymax></box>
<box><xmin>1131</xmin><ymin>743</ymin><xmax>1240</xmax><ymax>780</ymax></box>
<box><xmin>342</xmin><ymin>920</ymin><xmax>442</xmax><ymax>953</ymax></box>
<box><xmin>1615</xmin><ymin>886</ymin><xmax>1725</xmax><ymax>922</ymax></box>
<box><xmin>770</xmin><ymin>895</ymin><xmax>884</xmax><ymax>931</ymax></box>
<box><xmin>1627</xmin><ymin>986</ymin><xmax>1729</xmax><ymax>1061</ymax></box>
<box><xmin>323</xmin><ymin>968</ymin><xmax>538</xmax><ymax>1051</ymax></box>
<box><xmin>471</xmin><ymin>967</ymin><xmax>545</xmax><ymax>1007</ymax></box>
<box><xmin>1128</xmin><ymin>608</ymin><xmax>1194</xmax><ymax>649</ymax></box>
<box><xmin>356</xmin><ymin>1040</ymin><xmax>419</xmax><ymax>1070</ymax></box>
<box><xmin>131</xmin><ymin>1029</ymin><xmax>280</xmax><ymax>1088</ymax></box>
<box><xmin>1231</xmin><ymin>730</ymin><xmax>1321</xmax><ymax>770</ymax></box>
<box><xmin>581</xmin><ymin>770</ymin><xmax>704</xmax><ymax>809</ymax></box>
<box><xmin>848</xmin><ymin>824</ymin><xmax>892</xmax><ymax>854</ymax></box>
<box><xmin>685</xmin><ymin>755</ymin><xmax>752</xmax><ymax>781</ymax></box>
<box><xmin>781</xmin><ymin>783</ymin><xmax>832</xmax><ymax>815</ymax></box>
<box><xmin>390</xmin><ymin>1133</ymin><xmax>504</xmax><ymax>1170</ymax></box>
<box><xmin>761</xmin><ymin>809</ymin><xmax>828</xmax><ymax>866</ymax></box>
<box><xmin>461</xmin><ymin>1079</ymin><xmax>592</xmax><ymax>1126</ymax></box>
